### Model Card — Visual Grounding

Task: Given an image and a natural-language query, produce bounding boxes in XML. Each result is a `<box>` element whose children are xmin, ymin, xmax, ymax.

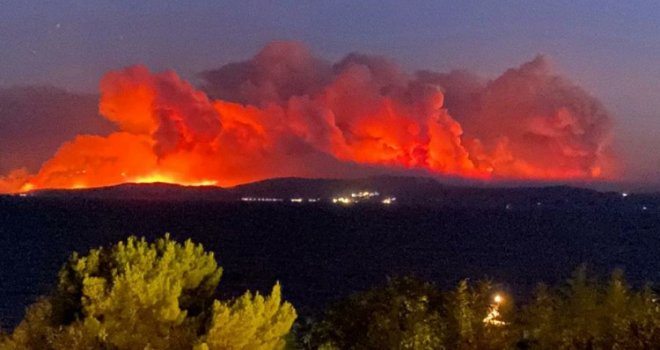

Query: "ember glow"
<box><xmin>0</xmin><ymin>42</ymin><xmax>615</xmax><ymax>193</ymax></box>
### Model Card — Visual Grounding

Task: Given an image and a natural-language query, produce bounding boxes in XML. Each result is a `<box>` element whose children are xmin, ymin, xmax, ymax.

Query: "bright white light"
<box><xmin>350</xmin><ymin>191</ymin><xmax>379</xmax><ymax>199</ymax></box>
<box><xmin>332</xmin><ymin>197</ymin><xmax>353</xmax><ymax>205</ymax></box>
<box><xmin>382</xmin><ymin>197</ymin><xmax>396</xmax><ymax>205</ymax></box>
<box><xmin>622</xmin><ymin>192</ymin><xmax>629</xmax><ymax>198</ymax></box>
<box><xmin>241</xmin><ymin>197</ymin><xmax>283</xmax><ymax>202</ymax></box>
<box><xmin>494</xmin><ymin>294</ymin><xmax>503</xmax><ymax>304</ymax></box>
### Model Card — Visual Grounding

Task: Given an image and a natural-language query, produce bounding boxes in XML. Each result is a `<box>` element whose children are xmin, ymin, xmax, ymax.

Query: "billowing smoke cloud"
<box><xmin>417</xmin><ymin>56</ymin><xmax>613</xmax><ymax>178</ymax></box>
<box><xmin>0</xmin><ymin>42</ymin><xmax>614</xmax><ymax>193</ymax></box>
<box><xmin>201</xmin><ymin>42</ymin><xmax>613</xmax><ymax>178</ymax></box>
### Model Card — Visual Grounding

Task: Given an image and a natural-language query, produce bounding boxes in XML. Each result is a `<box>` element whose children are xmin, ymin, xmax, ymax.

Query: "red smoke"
<box><xmin>0</xmin><ymin>42</ymin><xmax>614</xmax><ymax>193</ymax></box>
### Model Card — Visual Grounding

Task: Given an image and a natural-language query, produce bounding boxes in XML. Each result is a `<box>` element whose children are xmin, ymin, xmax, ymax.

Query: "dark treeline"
<box><xmin>294</xmin><ymin>270</ymin><xmax>660</xmax><ymax>349</ymax></box>
<box><xmin>1</xmin><ymin>235</ymin><xmax>659</xmax><ymax>349</ymax></box>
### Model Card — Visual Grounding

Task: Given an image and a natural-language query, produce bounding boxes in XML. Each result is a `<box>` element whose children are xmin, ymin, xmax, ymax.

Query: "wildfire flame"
<box><xmin>132</xmin><ymin>174</ymin><xmax>217</xmax><ymax>187</ymax></box>
<box><xmin>0</xmin><ymin>42</ymin><xmax>615</xmax><ymax>193</ymax></box>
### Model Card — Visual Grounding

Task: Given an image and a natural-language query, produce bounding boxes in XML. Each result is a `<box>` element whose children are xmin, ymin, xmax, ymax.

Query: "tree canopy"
<box><xmin>0</xmin><ymin>234</ymin><xmax>296</xmax><ymax>350</ymax></box>
<box><xmin>300</xmin><ymin>269</ymin><xmax>660</xmax><ymax>350</ymax></box>
<box><xmin>2</xmin><ymin>236</ymin><xmax>660</xmax><ymax>350</ymax></box>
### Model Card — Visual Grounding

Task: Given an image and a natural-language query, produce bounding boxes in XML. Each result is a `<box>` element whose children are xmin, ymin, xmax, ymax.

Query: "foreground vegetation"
<box><xmin>1</xmin><ymin>235</ymin><xmax>659</xmax><ymax>349</ymax></box>
<box><xmin>297</xmin><ymin>270</ymin><xmax>660</xmax><ymax>349</ymax></box>
<box><xmin>0</xmin><ymin>235</ymin><xmax>296</xmax><ymax>350</ymax></box>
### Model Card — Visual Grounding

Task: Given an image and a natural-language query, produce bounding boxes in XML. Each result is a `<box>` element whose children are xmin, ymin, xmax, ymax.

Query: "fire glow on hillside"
<box><xmin>0</xmin><ymin>42</ymin><xmax>614</xmax><ymax>193</ymax></box>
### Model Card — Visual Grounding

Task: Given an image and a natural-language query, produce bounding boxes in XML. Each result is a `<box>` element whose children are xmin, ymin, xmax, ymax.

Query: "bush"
<box><xmin>0</xmin><ymin>235</ymin><xmax>296</xmax><ymax>350</ymax></box>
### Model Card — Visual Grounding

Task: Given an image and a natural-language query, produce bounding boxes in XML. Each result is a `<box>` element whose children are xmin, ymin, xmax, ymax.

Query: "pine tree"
<box><xmin>1</xmin><ymin>235</ymin><xmax>296</xmax><ymax>350</ymax></box>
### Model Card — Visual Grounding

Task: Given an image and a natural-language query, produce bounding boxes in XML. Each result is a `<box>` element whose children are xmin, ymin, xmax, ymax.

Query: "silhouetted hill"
<box><xmin>19</xmin><ymin>176</ymin><xmax>659</xmax><ymax>211</ymax></box>
<box><xmin>30</xmin><ymin>182</ymin><xmax>232</xmax><ymax>201</ymax></box>
<box><xmin>229</xmin><ymin>175</ymin><xmax>444</xmax><ymax>198</ymax></box>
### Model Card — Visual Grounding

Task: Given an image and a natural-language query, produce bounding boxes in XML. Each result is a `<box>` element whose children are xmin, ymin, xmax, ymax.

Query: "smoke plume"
<box><xmin>0</xmin><ymin>42</ymin><xmax>614</xmax><ymax>193</ymax></box>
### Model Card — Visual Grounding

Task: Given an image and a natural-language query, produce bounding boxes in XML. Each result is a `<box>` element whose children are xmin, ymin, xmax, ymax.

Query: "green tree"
<box><xmin>517</xmin><ymin>266</ymin><xmax>660</xmax><ymax>349</ymax></box>
<box><xmin>0</xmin><ymin>234</ymin><xmax>296</xmax><ymax>350</ymax></box>
<box><xmin>196</xmin><ymin>283</ymin><xmax>296</xmax><ymax>350</ymax></box>
<box><xmin>304</xmin><ymin>276</ymin><xmax>515</xmax><ymax>350</ymax></box>
<box><xmin>444</xmin><ymin>279</ymin><xmax>514</xmax><ymax>350</ymax></box>
<box><xmin>305</xmin><ymin>276</ymin><xmax>444</xmax><ymax>350</ymax></box>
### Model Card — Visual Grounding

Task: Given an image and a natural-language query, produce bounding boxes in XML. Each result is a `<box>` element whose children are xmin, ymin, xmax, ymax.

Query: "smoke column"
<box><xmin>0</xmin><ymin>42</ymin><xmax>614</xmax><ymax>193</ymax></box>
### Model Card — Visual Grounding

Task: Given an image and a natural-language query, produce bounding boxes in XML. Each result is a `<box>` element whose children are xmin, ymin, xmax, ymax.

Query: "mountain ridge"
<box><xmin>9</xmin><ymin>176</ymin><xmax>654</xmax><ymax>211</ymax></box>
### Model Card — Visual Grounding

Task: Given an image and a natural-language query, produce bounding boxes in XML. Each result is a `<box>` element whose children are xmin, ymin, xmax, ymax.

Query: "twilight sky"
<box><xmin>1</xmin><ymin>0</ymin><xmax>659</xmax><ymax>188</ymax></box>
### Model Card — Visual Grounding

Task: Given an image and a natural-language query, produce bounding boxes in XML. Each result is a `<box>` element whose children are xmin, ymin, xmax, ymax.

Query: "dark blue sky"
<box><xmin>1</xmin><ymin>0</ymin><xmax>659</xmax><ymax>184</ymax></box>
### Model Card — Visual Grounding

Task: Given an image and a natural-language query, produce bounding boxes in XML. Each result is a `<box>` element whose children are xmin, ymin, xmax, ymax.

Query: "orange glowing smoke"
<box><xmin>0</xmin><ymin>42</ymin><xmax>614</xmax><ymax>193</ymax></box>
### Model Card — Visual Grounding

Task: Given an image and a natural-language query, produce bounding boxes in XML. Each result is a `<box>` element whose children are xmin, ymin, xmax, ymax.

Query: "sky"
<box><xmin>1</xmin><ymin>0</ymin><xmax>659</xmax><ymax>188</ymax></box>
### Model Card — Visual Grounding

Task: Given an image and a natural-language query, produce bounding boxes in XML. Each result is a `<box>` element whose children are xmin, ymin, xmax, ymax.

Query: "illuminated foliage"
<box><xmin>195</xmin><ymin>283</ymin><xmax>296</xmax><ymax>350</ymax></box>
<box><xmin>0</xmin><ymin>235</ymin><xmax>296</xmax><ymax>350</ymax></box>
